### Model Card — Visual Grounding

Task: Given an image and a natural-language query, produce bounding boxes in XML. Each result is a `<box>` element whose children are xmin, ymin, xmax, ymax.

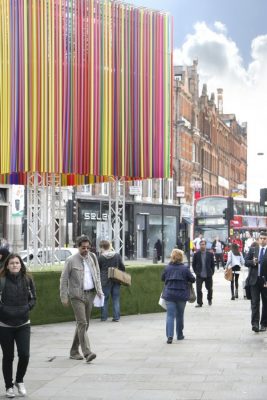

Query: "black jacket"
<box><xmin>245</xmin><ymin>246</ymin><xmax>267</xmax><ymax>286</ymax></box>
<box><xmin>98</xmin><ymin>251</ymin><xmax>125</xmax><ymax>287</ymax></box>
<box><xmin>0</xmin><ymin>272</ymin><xmax>36</xmax><ymax>326</ymax></box>
<box><xmin>192</xmin><ymin>250</ymin><xmax>215</xmax><ymax>277</ymax></box>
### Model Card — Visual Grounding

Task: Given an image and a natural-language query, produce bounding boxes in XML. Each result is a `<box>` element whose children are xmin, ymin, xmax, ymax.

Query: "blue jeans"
<box><xmin>165</xmin><ymin>300</ymin><xmax>186</xmax><ymax>339</ymax></box>
<box><xmin>101</xmin><ymin>281</ymin><xmax>121</xmax><ymax>321</ymax></box>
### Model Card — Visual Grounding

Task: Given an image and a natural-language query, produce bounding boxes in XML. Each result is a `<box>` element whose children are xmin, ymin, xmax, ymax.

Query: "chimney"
<box><xmin>217</xmin><ymin>88</ymin><xmax>223</xmax><ymax>114</ymax></box>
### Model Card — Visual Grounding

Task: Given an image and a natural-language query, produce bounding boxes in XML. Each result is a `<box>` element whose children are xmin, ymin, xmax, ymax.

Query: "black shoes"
<box><xmin>260</xmin><ymin>325</ymin><xmax>267</xmax><ymax>332</ymax></box>
<box><xmin>208</xmin><ymin>300</ymin><xmax>212</xmax><ymax>306</ymax></box>
<box><xmin>231</xmin><ymin>296</ymin><xmax>235</xmax><ymax>300</ymax></box>
<box><xmin>195</xmin><ymin>304</ymin><xmax>202</xmax><ymax>308</ymax></box>
<box><xmin>86</xmin><ymin>352</ymin><xmax>97</xmax><ymax>363</ymax></box>
<box><xmin>252</xmin><ymin>325</ymin><xmax>260</xmax><ymax>333</ymax></box>
<box><xmin>167</xmin><ymin>337</ymin><xmax>173</xmax><ymax>344</ymax></box>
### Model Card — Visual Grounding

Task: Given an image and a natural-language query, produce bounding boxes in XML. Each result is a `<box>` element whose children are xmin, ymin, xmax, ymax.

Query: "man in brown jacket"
<box><xmin>60</xmin><ymin>235</ymin><xmax>103</xmax><ymax>362</ymax></box>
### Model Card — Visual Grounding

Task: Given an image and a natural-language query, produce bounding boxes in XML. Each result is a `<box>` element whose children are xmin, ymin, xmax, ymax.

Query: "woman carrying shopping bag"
<box><xmin>161</xmin><ymin>249</ymin><xmax>195</xmax><ymax>344</ymax></box>
<box><xmin>226</xmin><ymin>243</ymin><xmax>245</xmax><ymax>300</ymax></box>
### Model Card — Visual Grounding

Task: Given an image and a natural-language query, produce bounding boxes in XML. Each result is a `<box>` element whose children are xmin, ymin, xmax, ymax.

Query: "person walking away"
<box><xmin>193</xmin><ymin>233</ymin><xmax>203</xmax><ymax>252</ymax></box>
<box><xmin>161</xmin><ymin>249</ymin><xmax>195</xmax><ymax>343</ymax></box>
<box><xmin>212</xmin><ymin>237</ymin><xmax>225</xmax><ymax>270</ymax></box>
<box><xmin>245</xmin><ymin>231</ymin><xmax>267</xmax><ymax>333</ymax></box>
<box><xmin>226</xmin><ymin>243</ymin><xmax>245</xmax><ymax>300</ymax></box>
<box><xmin>192</xmin><ymin>239</ymin><xmax>215</xmax><ymax>307</ymax></box>
<box><xmin>98</xmin><ymin>240</ymin><xmax>125</xmax><ymax>322</ymax></box>
<box><xmin>0</xmin><ymin>248</ymin><xmax>10</xmax><ymax>272</ymax></box>
<box><xmin>0</xmin><ymin>254</ymin><xmax>36</xmax><ymax>398</ymax></box>
<box><xmin>154</xmin><ymin>239</ymin><xmax>162</xmax><ymax>261</ymax></box>
<box><xmin>60</xmin><ymin>235</ymin><xmax>103</xmax><ymax>362</ymax></box>
<box><xmin>232</xmin><ymin>233</ymin><xmax>243</xmax><ymax>254</ymax></box>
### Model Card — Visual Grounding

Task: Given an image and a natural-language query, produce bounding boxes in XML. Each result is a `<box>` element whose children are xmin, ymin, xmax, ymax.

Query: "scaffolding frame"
<box><xmin>26</xmin><ymin>172</ymin><xmax>63</xmax><ymax>268</ymax></box>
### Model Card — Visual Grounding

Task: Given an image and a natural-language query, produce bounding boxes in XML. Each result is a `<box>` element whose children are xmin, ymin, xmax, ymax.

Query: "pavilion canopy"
<box><xmin>0</xmin><ymin>0</ymin><xmax>173</xmax><ymax>185</ymax></box>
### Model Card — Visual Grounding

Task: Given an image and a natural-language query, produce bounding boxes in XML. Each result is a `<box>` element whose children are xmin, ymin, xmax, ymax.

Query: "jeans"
<box><xmin>0</xmin><ymin>324</ymin><xmax>30</xmax><ymax>389</ymax></box>
<box><xmin>70</xmin><ymin>291</ymin><xmax>95</xmax><ymax>357</ymax></box>
<box><xmin>165</xmin><ymin>300</ymin><xmax>186</xmax><ymax>339</ymax></box>
<box><xmin>101</xmin><ymin>281</ymin><xmax>121</xmax><ymax>321</ymax></box>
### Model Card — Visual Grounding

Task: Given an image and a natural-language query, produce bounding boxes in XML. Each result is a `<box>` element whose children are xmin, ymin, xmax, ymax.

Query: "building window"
<box><xmin>192</xmin><ymin>143</ymin><xmax>196</xmax><ymax>162</ymax></box>
<box><xmin>167</xmin><ymin>179</ymin><xmax>173</xmax><ymax>204</ymax></box>
<box><xmin>82</xmin><ymin>185</ymin><xmax>92</xmax><ymax>195</ymax></box>
<box><xmin>133</xmin><ymin>180</ymin><xmax>142</xmax><ymax>202</ymax></box>
<box><xmin>146</xmin><ymin>179</ymin><xmax>152</xmax><ymax>201</ymax></box>
<box><xmin>101</xmin><ymin>182</ymin><xmax>109</xmax><ymax>196</ymax></box>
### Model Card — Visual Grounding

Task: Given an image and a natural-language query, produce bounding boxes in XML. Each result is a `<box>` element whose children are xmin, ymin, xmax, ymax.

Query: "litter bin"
<box><xmin>153</xmin><ymin>248</ymin><xmax>158</xmax><ymax>264</ymax></box>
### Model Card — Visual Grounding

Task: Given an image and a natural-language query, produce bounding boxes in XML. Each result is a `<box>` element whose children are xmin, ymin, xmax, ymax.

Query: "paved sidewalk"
<box><xmin>1</xmin><ymin>269</ymin><xmax>267</xmax><ymax>399</ymax></box>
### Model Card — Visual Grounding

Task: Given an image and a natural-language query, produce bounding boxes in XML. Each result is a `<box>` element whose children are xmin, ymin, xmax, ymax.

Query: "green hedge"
<box><xmin>30</xmin><ymin>264</ymin><xmax>165</xmax><ymax>325</ymax></box>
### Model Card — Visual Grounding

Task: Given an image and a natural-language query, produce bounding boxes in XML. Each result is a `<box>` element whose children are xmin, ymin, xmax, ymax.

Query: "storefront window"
<box><xmin>149</xmin><ymin>215</ymin><xmax>176</xmax><ymax>259</ymax></box>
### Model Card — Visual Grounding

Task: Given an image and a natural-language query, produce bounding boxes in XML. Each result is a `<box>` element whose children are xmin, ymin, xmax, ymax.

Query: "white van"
<box><xmin>19</xmin><ymin>247</ymin><xmax>77</xmax><ymax>267</ymax></box>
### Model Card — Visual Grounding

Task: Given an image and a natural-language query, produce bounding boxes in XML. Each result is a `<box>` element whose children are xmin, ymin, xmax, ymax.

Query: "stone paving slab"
<box><xmin>0</xmin><ymin>269</ymin><xmax>267</xmax><ymax>399</ymax></box>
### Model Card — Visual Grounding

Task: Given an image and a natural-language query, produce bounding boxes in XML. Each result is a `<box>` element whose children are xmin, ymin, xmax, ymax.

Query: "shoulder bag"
<box><xmin>188</xmin><ymin>282</ymin><xmax>196</xmax><ymax>303</ymax></box>
<box><xmin>108</xmin><ymin>255</ymin><xmax>131</xmax><ymax>286</ymax></box>
<box><xmin>224</xmin><ymin>252</ymin><xmax>233</xmax><ymax>281</ymax></box>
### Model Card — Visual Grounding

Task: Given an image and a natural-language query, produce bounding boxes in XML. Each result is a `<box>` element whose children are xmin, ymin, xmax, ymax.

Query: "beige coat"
<box><xmin>60</xmin><ymin>252</ymin><xmax>103</xmax><ymax>302</ymax></box>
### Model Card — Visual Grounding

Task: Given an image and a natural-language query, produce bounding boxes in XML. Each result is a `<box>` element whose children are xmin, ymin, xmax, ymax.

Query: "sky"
<box><xmin>130</xmin><ymin>0</ymin><xmax>267</xmax><ymax>201</ymax></box>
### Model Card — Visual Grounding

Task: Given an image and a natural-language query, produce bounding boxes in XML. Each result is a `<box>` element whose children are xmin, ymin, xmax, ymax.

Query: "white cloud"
<box><xmin>174</xmin><ymin>22</ymin><xmax>267</xmax><ymax>200</ymax></box>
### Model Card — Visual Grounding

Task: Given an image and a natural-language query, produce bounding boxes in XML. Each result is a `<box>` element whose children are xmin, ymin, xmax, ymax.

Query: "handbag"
<box><xmin>108</xmin><ymin>267</ymin><xmax>131</xmax><ymax>286</ymax></box>
<box><xmin>224</xmin><ymin>267</ymin><xmax>233</xmax><ymax>281</ymax></box>
<box><xmin>188</xmin><ymin>282</ymin><xmax>196</xmax><ymax>303</ymax></box>
<box><xmin>158</xmin><ymin>293</ymin><xmax>167</xmax><ymax>310</ymax></box>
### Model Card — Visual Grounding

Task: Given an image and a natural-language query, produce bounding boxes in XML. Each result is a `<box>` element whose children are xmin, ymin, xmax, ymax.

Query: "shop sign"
<box><xmin>190</xmin><ymin>180</ymin><xmax>202</xmax><ymax>189</ymax></box>
<box><xmin>129</xmin><ymin>186</ymin><xmax>142</xmax><ymax>195</ymax></box>
<box><xmin>176</xmin><ymin>186</ymin><xmax>185</xmax><ymax>197</ymax></box>
<box><xmin>84</xmin><ymin>212</ymin><xmax>108</xmax><ymax>221</ymax></box>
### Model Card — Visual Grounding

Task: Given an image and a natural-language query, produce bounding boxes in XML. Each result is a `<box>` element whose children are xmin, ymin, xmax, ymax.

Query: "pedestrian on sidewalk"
<box><xmin>245</xmin><ymin>231</ymin><xmax>267</xmax><ymax>333</ymax></box>
<box><xmin>60</xmin><ymin>235</ymin><xmax>103</xmax><ymax>362</ymax></box>
<box><xmin>212</xmin><ymin>237</ymin><xmax>225</xmax><ymax>270</ymax></box>
<box><xmin>226</xmin><ymin>243</ymin><xmax>245</xmax><ymax>300</ymax></box>
<box><xmin>0</xmin><ymin>254</ymin><xmax>36</xmax><ymax>398</ymax></box>
<box><xmin>98</xmin><ymin>240</ymin><xmax>125</xmax><ymax>322</ymax></box>
<box><xmin>161</xmin><ymin>249</ymin><xmax>195</xmax><ymax>344</ymax></box>
<box><xmin>192</xmin><ymin>239</ymin><xmax>215</xmax><ymax>307</ymax></box>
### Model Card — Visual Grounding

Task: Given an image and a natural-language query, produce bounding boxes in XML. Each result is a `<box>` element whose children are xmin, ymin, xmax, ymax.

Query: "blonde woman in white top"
<box><xmin>226</xmin><ymin>243</ymin><xmax>245</xmax><ymax>300</ymax></box>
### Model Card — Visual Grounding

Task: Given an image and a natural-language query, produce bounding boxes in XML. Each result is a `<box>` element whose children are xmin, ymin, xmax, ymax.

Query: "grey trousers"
<box><xmin>70</xmin><ymin>292</ymin><xmax>95</xmax><ymax>357</ymax></box>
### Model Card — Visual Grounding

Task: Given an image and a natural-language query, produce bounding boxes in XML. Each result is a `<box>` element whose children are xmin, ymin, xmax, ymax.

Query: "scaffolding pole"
<box><xmin>108</xmin><ymin>178</ymin><xmax>125</xmax><ymax>260</ymax></box>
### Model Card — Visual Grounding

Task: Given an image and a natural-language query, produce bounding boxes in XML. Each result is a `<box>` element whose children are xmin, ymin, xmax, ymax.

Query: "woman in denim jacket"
<box><xmin>161</xmin><ymin>249</ymin><xmax>195</xmax><ymax>344</ymax></box>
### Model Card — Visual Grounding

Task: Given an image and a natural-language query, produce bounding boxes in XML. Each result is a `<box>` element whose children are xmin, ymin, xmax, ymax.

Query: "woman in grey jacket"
<box><xmin>161</xmin><ymin>249</ymin><xmax>195</xmax><ymax>344</ymax></box>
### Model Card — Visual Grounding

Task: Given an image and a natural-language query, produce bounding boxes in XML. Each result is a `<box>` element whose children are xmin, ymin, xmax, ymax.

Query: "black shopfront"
<box><xmin>76</xmin><ymin>200</ymin><xmax>179</xmax><ymax>260</ymax></box>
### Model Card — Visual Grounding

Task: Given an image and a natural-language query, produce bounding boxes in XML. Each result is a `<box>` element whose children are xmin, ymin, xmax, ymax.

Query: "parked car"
<box><xmin>19</xmin><ymin>247</ymin><xmax>77</xmax><ymax>267</ymax></box>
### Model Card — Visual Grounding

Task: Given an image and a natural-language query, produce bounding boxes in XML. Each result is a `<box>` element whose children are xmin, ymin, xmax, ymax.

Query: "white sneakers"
<box><xmin>6</xmin><ymin>382</ymin><xmax>27</xmax><ymax>397</ymax></box>
<box><xmin>15</xmin><ymin>382</ymin><xmax>27</xmax><ymax>396</ymax></box>
<box><xmin>6</xmin><ymin>388</ymin><xmax>15</xmax><ymax>398</ymax></box>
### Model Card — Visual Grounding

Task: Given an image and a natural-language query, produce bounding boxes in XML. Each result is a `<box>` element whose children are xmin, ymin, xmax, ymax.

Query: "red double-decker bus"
<box><xmin>193</xmin><ymin>195</ymin><xmax>267</xmax><ymax>250</ymax></box>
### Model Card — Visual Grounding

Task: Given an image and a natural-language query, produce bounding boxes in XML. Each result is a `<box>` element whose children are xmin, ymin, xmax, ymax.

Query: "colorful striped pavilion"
<box><xmin>0</xmin><ymin>0</ymin><xmax>173</xmax><ymax>184</ymax></box>
<box><xmin>0</xmin><ymin>0</ymin><xmax>173</xmax><ymax>260</ymax></box>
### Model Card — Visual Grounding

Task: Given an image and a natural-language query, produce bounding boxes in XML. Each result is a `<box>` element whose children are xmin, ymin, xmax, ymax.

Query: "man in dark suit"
<box><xmin>192</xmin><ymin>239</ymin><xmax>215</xmax><ymax>307</ymax></box>
<box><xmin>245</xmin><ymin>231</ymin><xmax>267</xmax><ymax>333</ymax></box>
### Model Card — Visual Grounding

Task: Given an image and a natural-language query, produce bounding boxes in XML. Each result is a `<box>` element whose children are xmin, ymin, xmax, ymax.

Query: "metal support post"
<box><xmin>108</xmin><ymin>178</ymin><xmax>125</xmax><ymax>260</ymax></box>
